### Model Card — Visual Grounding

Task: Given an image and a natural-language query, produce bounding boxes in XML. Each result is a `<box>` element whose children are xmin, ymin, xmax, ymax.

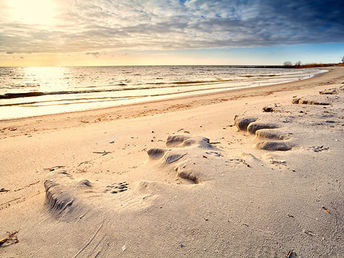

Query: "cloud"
<box><xmin>0</xmin><ymin>0</ymin><xmax>343</xmax><ymax>54</ymax></box>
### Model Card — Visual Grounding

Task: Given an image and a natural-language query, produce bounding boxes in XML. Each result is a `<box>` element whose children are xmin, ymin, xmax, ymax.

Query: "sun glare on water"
<box><xmin>8</xmin><ymin>0</ymin><xmax>56</xmax><ymax>25</ymax></box>
<box><xmin>23</xmin><ymin>66</ymin><xmax>70</xmax><ymax>91</ymax></box>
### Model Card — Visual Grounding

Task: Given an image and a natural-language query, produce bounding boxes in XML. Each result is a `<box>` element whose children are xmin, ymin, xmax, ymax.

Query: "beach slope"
<box><xmin>1</xmin><ymin>67</ymin><xmax>344</xmax><ymax>257</ymax></box>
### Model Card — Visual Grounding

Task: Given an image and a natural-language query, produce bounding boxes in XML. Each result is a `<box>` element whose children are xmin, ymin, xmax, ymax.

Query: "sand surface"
<box><xmin>1</xmin><ymin>67</ymin><xmax>344</xmax><ymax>257</ymax></box>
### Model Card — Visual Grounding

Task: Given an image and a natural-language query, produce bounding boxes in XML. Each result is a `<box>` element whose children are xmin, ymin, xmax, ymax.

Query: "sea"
<box><xmin>0</xmin><ymin>66</ymin><xmax>325</xmax><ymax>120</ymax></box>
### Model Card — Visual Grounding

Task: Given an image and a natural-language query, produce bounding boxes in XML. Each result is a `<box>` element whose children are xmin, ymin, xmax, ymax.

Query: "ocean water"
<box><xmin>0</xmin><ymin>66</ymin><xmax>324</xmax><ymax>120</ymax></box>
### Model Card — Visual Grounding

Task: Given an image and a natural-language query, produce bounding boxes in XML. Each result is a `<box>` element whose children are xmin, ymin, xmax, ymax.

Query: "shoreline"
<box><xmin>0</xmin><ymin>67</ymin><xmax>332</xmax><ymax>122</ymax></box>
<box><xmin>0</xmin><ymin>66</ymin><xmax>328</xmax><ymax>121</ymax></box>
<box><xmin>0</xmin><ymin>67</ymin><xmax>340</xmax><ymax>139</ymax></box>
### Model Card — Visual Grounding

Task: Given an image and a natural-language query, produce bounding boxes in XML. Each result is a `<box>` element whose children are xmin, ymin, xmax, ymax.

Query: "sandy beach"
<box><xmin>1</xmin><ymin>66</ymin><xmax>344</xmax><ymax>257</ymax></box>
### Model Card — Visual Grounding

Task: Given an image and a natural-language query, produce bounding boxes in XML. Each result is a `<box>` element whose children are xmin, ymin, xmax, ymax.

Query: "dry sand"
<box><xmin>1</xmin><ymin>67</ymin><xmax>344</xmax><ymax>257</ymax></box>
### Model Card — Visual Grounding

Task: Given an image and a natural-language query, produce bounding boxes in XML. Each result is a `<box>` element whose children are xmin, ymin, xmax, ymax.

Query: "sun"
<box><xmin>7</xmin><ymin>0</ymin><xmax>56</xmax><ymax>25</ymax></box>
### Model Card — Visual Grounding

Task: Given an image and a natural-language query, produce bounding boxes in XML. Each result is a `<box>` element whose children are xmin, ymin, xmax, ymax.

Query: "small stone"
<box><xmin>262</xmin><ymin>107</ymin><xmax>274</xmax><ymax>112</ymax></box>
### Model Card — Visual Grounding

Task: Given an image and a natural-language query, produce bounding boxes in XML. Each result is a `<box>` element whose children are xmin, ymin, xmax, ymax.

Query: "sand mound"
<box><xmin>166</xmin><ymin>135</ymin><xmax>191</xmax><ymax>147</ymax></box>
<box><xmin>147</xmin><ymin>135</ymin><xmax>221</xmax><ymax>184</ymax></box>
<box><xmin>256</xmin><ymin>141</ymin><xmax>292</xmax><ymax>151</ymax></box>
<box><xmin>234</xmin><ymin>116</ymin><xmax>257</xmax><ymax>131</ymax></box>
<box><xmin>44</xmin><ymin>173</ymin><xmax>88</xmax><ymax>217</ymax></box>
<box><xmin>163</xmin><ymin>151</ymin><xmax>186</xmax><ymax>164</ymax></box>
<box><xmin>78</xmin><ymin>179</ymin><xmax>92</xmax><ymax>187</ymax></box>
<box><xmin>234</xmin><ymin>105</ymin><xmax>298</xmax><ymax>157</ymax></box>
<box><xmin>247</xmin><ymin>122</ymin><xmax>279</xmax><ymax>134</ymax></box>
<box><xmin>177</xmin><ymin>170</ymin><xmax>200</xmax><ymax>184</ymax></box>
<box><xmin>147</xmin><ymin>148</ymin><xmax>166</xmax><ymax>160</ymax></box>
<box><xmin>45</xmin><ymin>179</ymin><xmax>75</xmax><ymax>214</ymax></box>
<box><xmin>255</xmin><ymin>129</ymin><xmax>289</xmax><ymax>140</ymax></box>
<box><xmin>44</xmin><ymin>171</ymin><xmax>156</xmax><ymax>219</ymax></box>
<box><xmin>166</xmin><ymin>135</ymin><xmax>213</xmax><ymax>149</ymax></box>
<box><xmin>234</xmin><ymin>117</ymin><xmax>279</xmax><ymax>135</ymax></box>
<box><xmin>233</xmin><ymin>115</ymin><xmax>292</xmax><ymax>154</ymax></box>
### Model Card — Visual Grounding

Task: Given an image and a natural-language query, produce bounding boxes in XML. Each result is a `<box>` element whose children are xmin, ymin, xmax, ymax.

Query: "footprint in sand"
<box><xmin>104</xmin><ymin>182</ymin><xmax>129</xmax><ymax>194</ymax></box>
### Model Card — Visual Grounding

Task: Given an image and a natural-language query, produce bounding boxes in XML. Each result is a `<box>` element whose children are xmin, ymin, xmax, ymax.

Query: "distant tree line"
<box><xmin>282</xmin><ymin>57</ymin><xmax>344</xmax><ymax>68</ymax></box>
<box><xmin>283</xmin><ymin>61</ymin><xmax>301</xmax><ymax>67</ymax></box>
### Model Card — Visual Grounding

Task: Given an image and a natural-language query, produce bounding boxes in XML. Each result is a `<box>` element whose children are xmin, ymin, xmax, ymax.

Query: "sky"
<box><xmin>0</xmin><ymin>0</ymin><xmax>344</xmax><ymax>66</ymax></box>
